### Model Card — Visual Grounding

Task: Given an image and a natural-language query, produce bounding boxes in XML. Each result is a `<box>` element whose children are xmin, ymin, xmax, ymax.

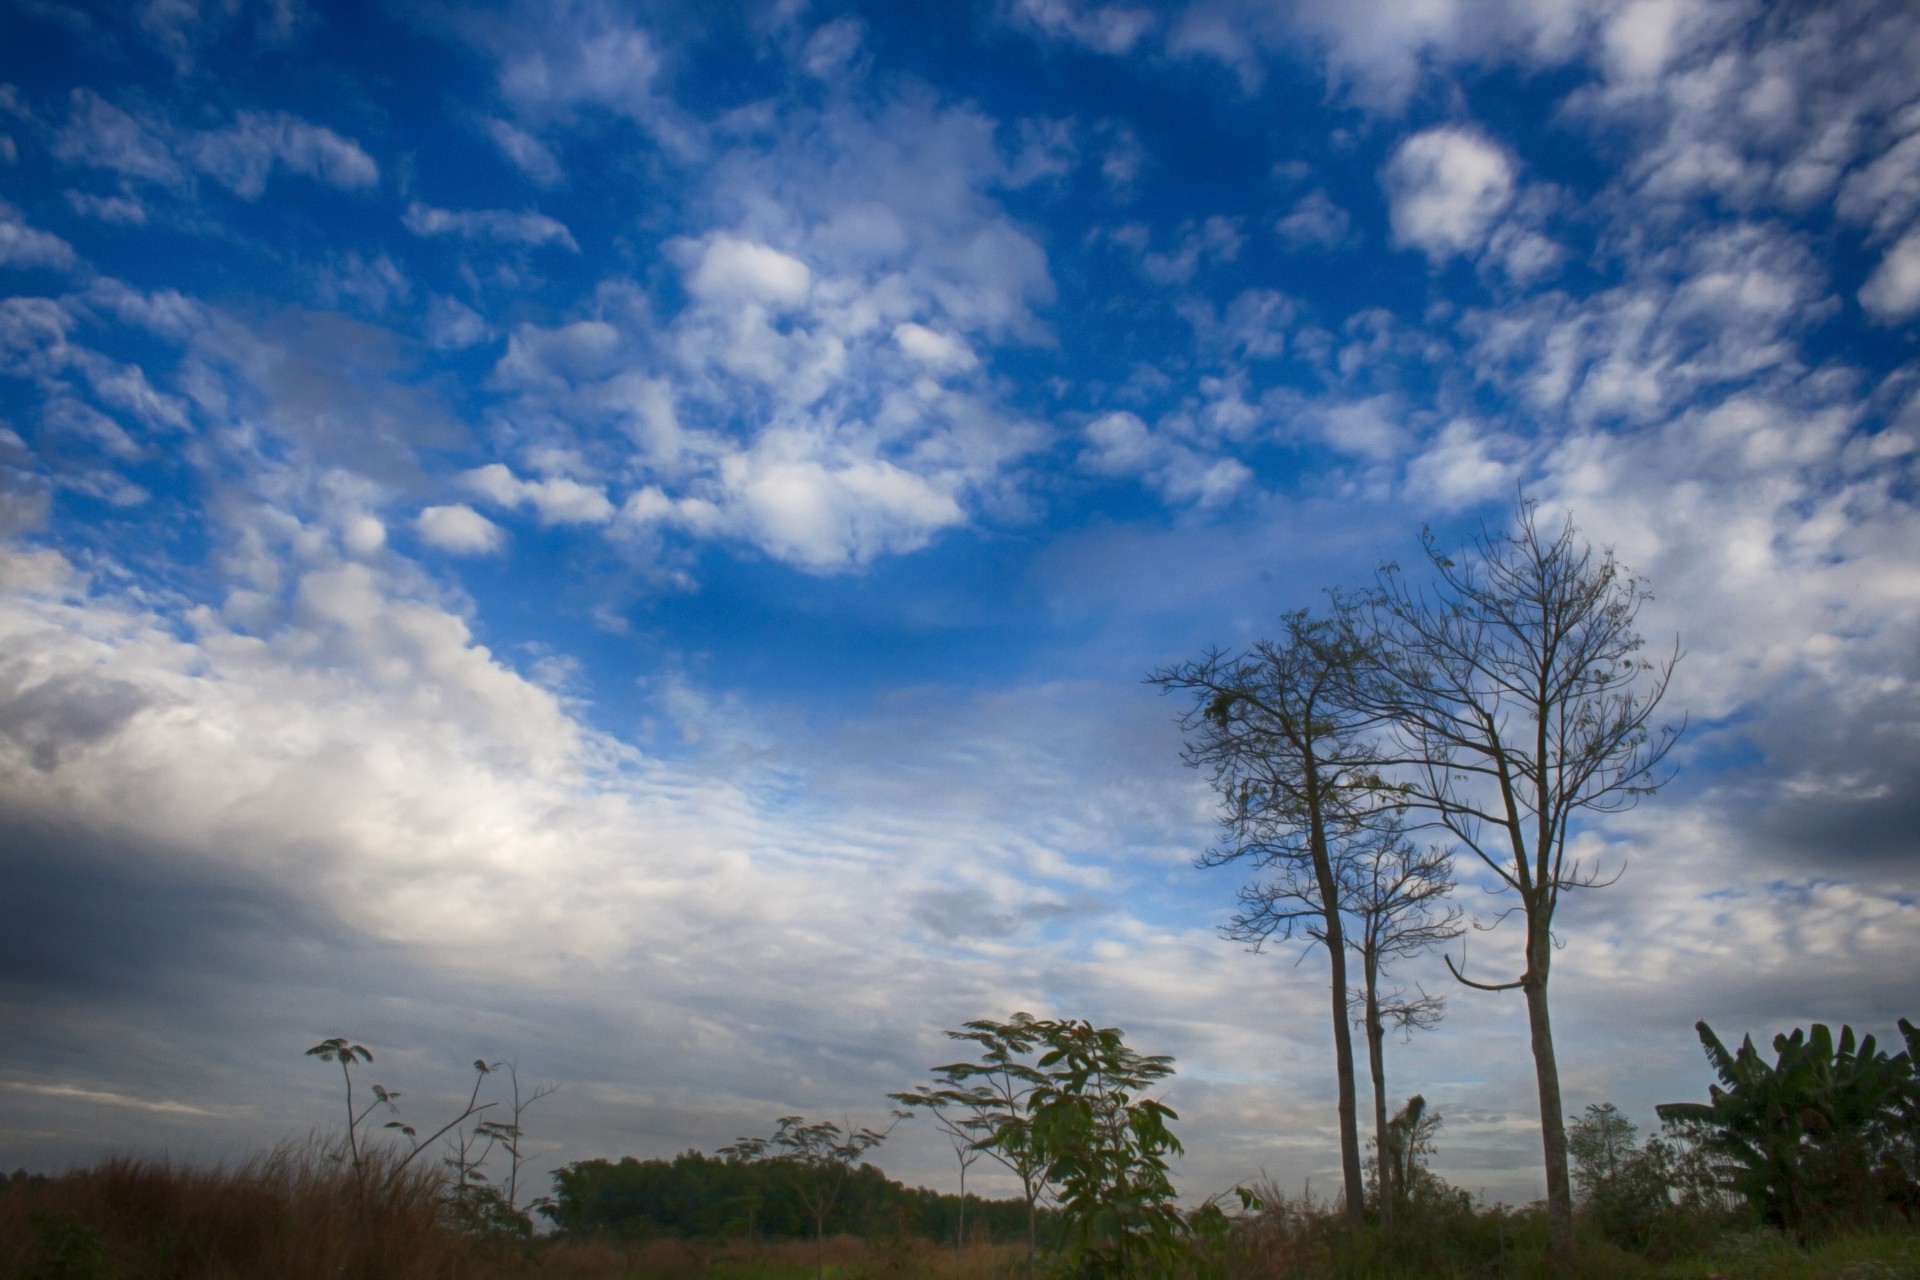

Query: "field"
<box><xmin>5</xmin><ymin>1148</ymin><xmax>1917</xmax><ymax>1280</ymax></box>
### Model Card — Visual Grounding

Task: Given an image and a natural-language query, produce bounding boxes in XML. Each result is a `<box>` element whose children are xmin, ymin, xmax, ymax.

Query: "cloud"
<box><xmin>1007</xmin><ymin>0</ymin><xmax>1157</xmax><ymax>55</ymax></box>
<box><xmin>403</xmin><ymin>203</ymin><xmax>579</xmax><ymax>251</ymax></box>
<box><xmin>0</xmin><ymin>204</ymin><xmax>78</xmax><ymax>272</ymax></box>
<box><xmin>1274</xmin><ymin>190</ymin><xmax>1350</xmax><ymax>250</ymax></box>
<box><xmin>52</xmin><ymin>92</ymin><xmax>376</xmax><ymax>202</ymax></box>
<box><xmin>425</xmin><ymin>296</ymin><xmax>489</xmax><ymax>350</ymax></box>
<box><xmin>1079</xmin><ymin>410</ymin><xmax>1252</xmax><ymax>507</ymax></box>
<box><xmin>64</xmin><ymin>190</ymin><xmax>147</xmax><ymax>225</ymax></box>
<box><xmin>680</xmin><ymin>233</ymin><xmax>812</xmax><ymax>305</ymax></box>
<box><xmin>485</xmin><ymin>117</ymin><xmax>564</xmax><ymax>186</ymax></box>
<box><xmin>185</xmin><ymin>111</ymin><xmax>379</xmax><ymax>199</ymax></box>
<box><xmin>1382</xmin><ymin>126</ymin><xmax>1515</xmax><ymax>262</ymax></box>
<box><xmin>465</xmin><ymin>463</ymin><xmax>615</xmax><ymax>525</ymax></box>
<box><xmin>416</xmin><ymin>504</ymin><xmax>507</xmax><ymax>555</ymax></box>
<box><xmin>1859</xmin><ymin>227</ymin><xmax>1920</xmax><ymax>321</ymax></box>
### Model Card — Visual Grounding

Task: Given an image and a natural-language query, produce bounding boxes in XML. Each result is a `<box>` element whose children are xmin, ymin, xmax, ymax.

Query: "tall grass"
<box><xmin>0</xmin><ymin>1145</ymin><xmax>1029</xmax><ymax>1280</ymax></box>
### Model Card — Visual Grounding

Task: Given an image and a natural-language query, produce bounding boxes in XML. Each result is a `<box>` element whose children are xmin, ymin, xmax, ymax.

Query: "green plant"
<box><xmin>1657</xmin><ymin>1018</ymin><xmax>1918</xmax><ymax>1241</ymax></box>
<box><xmin>1013</xmin><ymin>1018</ymin><xmax>1188</xmax><ymax>1279</ymax></box>
<box><xmin>1567</xmin><ymin>1104</ymin><xmax>1675</xmax><ymax>1249</ymax></box>
<box><xmin>893</xmin><ymin>1013</ymin><xmax>1055</xmax><ymax>1280</ymax></box>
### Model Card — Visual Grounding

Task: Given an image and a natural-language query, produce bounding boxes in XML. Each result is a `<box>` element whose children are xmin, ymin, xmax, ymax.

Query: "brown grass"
<box><xmin>0</xmin><ymin>1146</ymin><xmax>1029</xmax><ymax>1280</ymax></box>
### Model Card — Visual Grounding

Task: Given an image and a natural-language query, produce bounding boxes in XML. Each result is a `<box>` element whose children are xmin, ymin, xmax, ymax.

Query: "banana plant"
<box><xmin>1658</xmin><ymin>1018</ymin><xmax>1915</xmax><ymax>1239</ymax></box>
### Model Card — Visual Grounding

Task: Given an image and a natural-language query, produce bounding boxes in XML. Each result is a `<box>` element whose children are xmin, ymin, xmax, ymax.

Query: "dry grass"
<box><xmin>0</xmin><ymin>1147</ymin><xmax>1029</xmax><ymax>1280</ymax></box>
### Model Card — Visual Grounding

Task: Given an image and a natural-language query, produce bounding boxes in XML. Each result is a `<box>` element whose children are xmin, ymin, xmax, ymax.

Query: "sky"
<box><xmin>1</xmin><ymin>0</ymin><xmax>1917</xmax><ymax>1212</ymax></box>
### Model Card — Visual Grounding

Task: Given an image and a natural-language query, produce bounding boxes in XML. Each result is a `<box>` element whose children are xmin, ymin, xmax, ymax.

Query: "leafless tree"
<box><xmin>1358</xmin><ymin>502</ymin><xmax>1682</xmax><ymax>1259</ymax></box>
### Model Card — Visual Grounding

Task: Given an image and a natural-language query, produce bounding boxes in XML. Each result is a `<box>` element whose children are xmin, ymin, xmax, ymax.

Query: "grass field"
<box><xmin>4</xmin><ymin>1147</ymin><xmax>1916</xmax><ymax>1279</ymax></box>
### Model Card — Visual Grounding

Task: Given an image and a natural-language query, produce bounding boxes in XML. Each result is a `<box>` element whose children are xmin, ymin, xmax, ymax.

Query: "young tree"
<box><xmin>893</xmin><ymin>1013</ymin><xmax>1052</xmax><ymax>1280</ymax></box>
<box><xmin>721</xmin><ymin>1114</ymin><xmax>897</xmax><ymax>1280</ymax></box>
<box><xmin>1359</xmin><ymin>503</ymin><xmax>1682</xmax><ymax>1259</ymax></box>
<box><xmin>1150</xmin><ymin>611</ymin><xmax>1382</xmax><ymax>1222</ymax></box>
<box><xmin>1345</xmin><ymin>822</ymin><xmax>1460</xmax><ymax>1228</ymax></box>
<box><xmin>1016</xmin><ymin>1018</ymin><xmax>1188</xmax><ymax>1280</ymax></box>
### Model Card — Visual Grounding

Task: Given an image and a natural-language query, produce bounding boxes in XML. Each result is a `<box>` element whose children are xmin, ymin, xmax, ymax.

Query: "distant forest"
<box><xmin>544</xmin><ymin>1149</ymin><xmax>1044</xmax><ymax>1243</ymax></box>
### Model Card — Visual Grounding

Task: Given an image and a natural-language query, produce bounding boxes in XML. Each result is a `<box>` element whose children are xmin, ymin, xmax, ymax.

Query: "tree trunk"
<box><xmin>1306</xmin><ymin>781</ymin><xmax>1365</xmax><ymax>1223</ymax></box>
<box><xmin>1364</xmin><ymin>956</ymin><xmax>1391</xmax><ymax>1230</ymax></box>
<box><xmin>1524</xmin><ymin>922</ymin><xmax>1574</xmax><ymax>1260</ymax></box>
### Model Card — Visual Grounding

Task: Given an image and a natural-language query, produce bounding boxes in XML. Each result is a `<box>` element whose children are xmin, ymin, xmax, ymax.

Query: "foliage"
<box><xmin>1657</xmin><ymin>1018</ymin><xmax>1920</xmax><ymax>1240</ymax></box>
<box><xmin>721</xmin><ymin>1114</ymin><xmax>898</xmax><ymax>1279</ymax></box>
<box><xmin>1009</xmin><ymin>1018</ymin><xmax>1193</xmax><ymax>1279</ymax></box>
<box><xmin>892</xmin><ymin>1012</ymin><xmax>1056</xmax><ymax>1276</ymax></box>
<box><xmin>1566</xmin><ymin>1104</ymin><xmax>1677</xmax><ymax>1250</ymax></box>
<box><xmin>541</xmin><ymin>1149</ymin><xmax>1042</xmax><ymax>1244</ymax></box>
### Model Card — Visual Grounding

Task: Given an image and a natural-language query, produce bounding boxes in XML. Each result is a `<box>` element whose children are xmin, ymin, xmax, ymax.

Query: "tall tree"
<box><xmin>1360</xmin><ymin>502</ymin><xmax>1681</xmax><ymax>1259</ymax></box>
<box><xmin>1150</xmin><ymin>610</ymin><xmax>1382</xmax><ymax>1222</ymax></box>
<box><xmin>1344</xmin><ymin>821</ymin><xmax>1460</xmax><ymax>1228</ymax></box>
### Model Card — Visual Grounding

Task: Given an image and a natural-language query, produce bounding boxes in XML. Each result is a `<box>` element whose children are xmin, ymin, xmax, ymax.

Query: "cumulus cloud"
<box><xmin>1079</xmin><ymin>410</ymin><xmax>1252</xmax><ymax>507</ymax></box>
<box><xmin>416</xmin><ymin>503</ymin><xmax>506</xmax><ymax>554</ymax></box>
<box><xmin>1275</xmin><ymin>190</ymin><xmax>1350</xmax><ymax>250</ymax></box>
<box><xmin>1859</xmin><ymin>228</ymin><xmax>1920</xmax><ymax>321</ymax></box>
<box><xmin>1382</xmin><ymin>126</ymin><xmax>1515</xmax><ymax>262</ymax></box>
<box><xmin>465</xmin><ymin>463</ymin><xmax>615</xmax><ymax>526</ymax></box>
<box><xmin>403</xmin><ymin>203</ymin><xmax>579</xmax><ymax>251</ymax></box>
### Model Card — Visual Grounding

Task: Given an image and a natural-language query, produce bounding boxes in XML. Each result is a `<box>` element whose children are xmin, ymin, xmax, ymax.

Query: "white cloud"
<box><xmin>1131</xmin><ymin>216</ymin><xmax>1244</xmax><ymax>286</ymax></box>
<box><xmin>681</xmin><ymin>233</ymin><xmax>812</xmax><ymax>305</ymax></box>
<box><xmin>1382</xmin><ymin>126</ymin><xmax>1515</xmax><ymax>262</ymax></box>
<box><xmin>465</xmin><ymin>462</ymin><xmax>615</xmax><ymax>526</ymax></box>
<box><xmin>893</xmin><ymin>322</ymin><xmax>979</xmax><ymax>371</ymax></box>
<box><xmin>403</xmin><ymin>203</ymin><xmax>579</xmax><ymax>251</ymax></box>
<box><xmin>1274</xmin><ymin>190</ymin><xmax>1350</xmax><ymax>249</ymax></box>
<box><xmin>416</xmin><ymin>503</ymin><xmax>506</xmax><ymax>555</ymax></box>
<box><xmin>64</xmin><ymin>190</ymin><xmax>147</xmax><ymax>225</ymax></box>
<box><xmin>485</xmin><ymin>117</ymin><xmax>564</xmax><ymax>186</ymax></box>
<box><xmin>53</xmin><ymin>90</ymin><xmax>185</xmax><ymax>187</ymax></box>
<box><xmin>1079</xmin><ymin>410</ymin><xmax>1253</xmax><ymax>507</ymax></box>
<box><xmin>425</xmin><ymin>297</ymin><xmax>489</xmax><ymax>350</ymax></box>
<box><xmin>1859</xmin><ymin>228</ymin><xmax>1920</xmax><ymax>322</ymax></box>
<box><xmin>186</xmin><ymin>111</ymin><xmax>379</xmax><ymax>199</ymax></box>
<box><xmin>1008</xmin><ymin>0</ymin><xmax>1157</xmax><ymax>54</ymax></box>
<box><xmin>0</xmin><ymin>204</ymin><xmax>78</xmax><ymax>272</ymax></box>
<box><xmin>1405</xmin><ymin>418</ymin><xmax>1517</xmax><ymax>507</ymax></box>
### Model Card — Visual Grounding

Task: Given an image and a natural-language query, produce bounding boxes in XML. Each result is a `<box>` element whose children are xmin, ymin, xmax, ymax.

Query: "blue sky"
<box><xmin>2</xmin><ymin>0</ymin><xmax>1918</xmax><ymax>1208</ymax></box>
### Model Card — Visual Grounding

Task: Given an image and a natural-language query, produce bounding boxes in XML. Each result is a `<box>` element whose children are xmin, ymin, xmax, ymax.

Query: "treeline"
<box><xmin>544</xmin><ymin>1148</ymin><xmax>1045</xmax><ymax>1244</ymax></box>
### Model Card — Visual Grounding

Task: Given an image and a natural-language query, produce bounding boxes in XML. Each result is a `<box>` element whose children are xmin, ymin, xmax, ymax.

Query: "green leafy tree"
<box><xmin>1377</xmin><ymin>1093</ymin><xmax>1442</xmax><ymax>1216</ymax></box>
<box><xmin>1151</xmin><ymin>611</ymin><xmax>1384</xmax><ymax>1223</ymax></box>
<box><xmin>1012</xmin><ymin>1018</ymin><xmax>1189</xmax><ymax>1279</ymax></box>
<box><xmin>722</xmin><ymin>1114</ymin><xmax>897</xmax><ymax>1279</ymax></box>
<box><xmin>893</xmin><ymin>1013</ymin><xmax>1054</xmax><ymax>1280</ymax></box>
<box><xmin>1358</xmin><ymin>503</ymin><xmax>1682</xmax><ymax>1260</ymax></box>
<box><xmin>1567</xmin><ymin>1103</ymin><xmax>1675</xmax><ymax>1248</ymax></box>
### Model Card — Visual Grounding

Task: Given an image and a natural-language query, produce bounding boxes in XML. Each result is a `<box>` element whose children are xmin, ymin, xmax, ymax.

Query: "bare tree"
<box><xmin>1343</xmin><ymin>820</ymin><xmax>1461</xmax><ymax>1229</ymax></box>
<box><xmin>1150</xmin><ymin>610</ymin><xmax>1384</xmax><ymax>1223</ymax></box>
<box><xmin>1359</xmin><ymin>502</ymin><xmax>1682</xmax><ymax>1259</ymax></box>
